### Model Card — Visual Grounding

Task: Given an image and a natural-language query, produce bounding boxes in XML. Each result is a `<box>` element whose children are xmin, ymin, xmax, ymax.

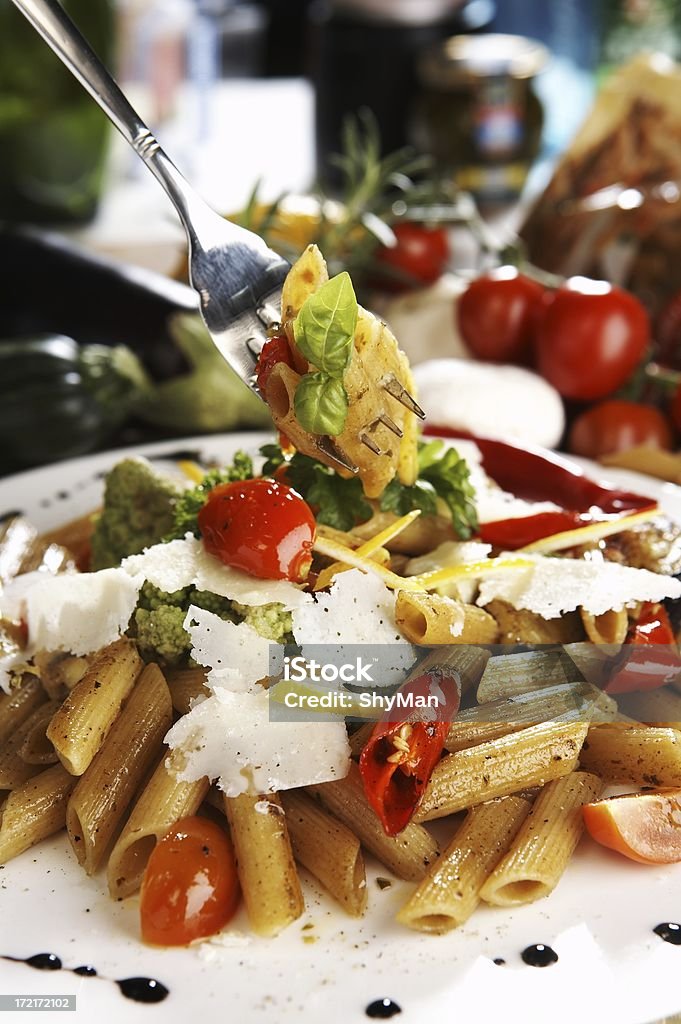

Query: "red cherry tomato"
<box><xmin>536</xmin><ymin>277</ymin><xmax>649</xmax><ymax>400</ymax></box>
<box><xmin>655</xmin><ymin>289</ymin><xmax>681</xmax><ymax>368</ymax></box>
<box><xmin>255</xmin><ymin>333</ymin><xmax>293</xmax><ymax>396</ymax></box>
<box><xmin>373</xmin><ymin>222</ymin><xmax>450</xmax><ymax>292</ymax></box>
<box><xmin>198</xmin><ymin>477</ymin><xmax>315</xmax><ymax>582</ymax></box>
<box><xmin>568</xmin><ymin>400</ymin><xmax>673</xmax><ymax>459</ymax></box>
<box><xmin>140</xmin><ymin>816</ymin><xmax>240</xmax><ymax>946</ymax></box>
<box><xmin>457</xmin><ymin>267</ymin><xmax>546</xmax><ymax>364</ymax></box>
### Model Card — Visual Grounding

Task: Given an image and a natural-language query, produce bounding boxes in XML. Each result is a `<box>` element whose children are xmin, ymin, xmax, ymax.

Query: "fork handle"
<box><xmin>11</xmin><ymin>0</ymin><xmax>220</xmax><ymax>240</ymax></box>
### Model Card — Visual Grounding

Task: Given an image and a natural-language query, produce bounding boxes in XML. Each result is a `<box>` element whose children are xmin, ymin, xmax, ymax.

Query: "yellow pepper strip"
<box><xmin>312</xmin><ymin>533</ymin><xmax>425</xmax><ymax>592</ymax></box>
<box><xmin>314</xmin><ymin>509</ymin><xmax>422</xmax><ymax>592</ymax></box>
<box><xmin>409</xmin><ymin>557</ymin><xmax>535</xmax><ymax>590</ymax></box>
<box><xmin>518</xmin><ymin>506</ymin><xmax>660</xmax><ymax>554</ymax></box>
<box><xmin>176</xmin><ymin>460</ymin><xmax>206</xmax><ymax>484</ymax></box>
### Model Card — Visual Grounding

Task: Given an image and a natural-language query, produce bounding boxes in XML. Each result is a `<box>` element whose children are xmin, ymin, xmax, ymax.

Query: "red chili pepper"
<box><xmin>255</xmin><ymin>333</ymin><xmax>293</xmax><ymax>396</ymax></box>
<box><xmin>359</xmin><ymin>669</ymin><xmax>459</xmax><ymax>835</ymax></box>
<box><xmin>604</xmin><ymin>603</ymin><xmax>680</xmax><ymax>694</ymax></box>
<box><xmin>424</xmin><ymin>428</ymin><xmax>656</xmax><ymax>549</ymax></box>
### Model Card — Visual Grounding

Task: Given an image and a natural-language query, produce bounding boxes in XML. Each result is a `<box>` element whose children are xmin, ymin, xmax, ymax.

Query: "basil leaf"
<box><xmin>293</xmin><ymin>273</ymin><xmax>358</xmax><ymax>377</ymax></box>
<box><xmin>294</xmin><ymin>372</ymin><xmax>349</xmax><ymax>435</ymax></box>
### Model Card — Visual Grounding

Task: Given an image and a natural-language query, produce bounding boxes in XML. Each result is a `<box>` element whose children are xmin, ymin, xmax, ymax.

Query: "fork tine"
<box><xmin>376</xmin><ymin>412</ymin><xmax>403</xmax><ymax>438</ymax></box>
<box><xmin>316</xmin><ymin>436</ymin><xmax>359</xmax><ymax>474</ymax></box>
<box><xmin>360</xmin><ymin>433</ymin><xmax>383</xmax><ymax>456</ymax></box>
<box><xmin>381</xmin><ymin>374</ymin><xmax>426</xmax><ymax>419</ymax></box>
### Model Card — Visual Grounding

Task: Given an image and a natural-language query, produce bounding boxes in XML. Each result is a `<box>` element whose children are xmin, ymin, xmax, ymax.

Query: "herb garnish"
<box><xmin>165</xmin><ymin>452</ymin><xmax>254</xmax><ymax>540</ymax></box>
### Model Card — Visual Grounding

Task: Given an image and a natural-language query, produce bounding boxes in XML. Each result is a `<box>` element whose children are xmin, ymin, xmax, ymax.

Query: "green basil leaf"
<box><xmin>293</xmin><ymin>272</ymin><xmax>358</xmax><ymax>377</ymax></box>
<box><xmin>294</xmin><ymin>372</ymin><xmax>349</xmax><ymax>436</ymax></box>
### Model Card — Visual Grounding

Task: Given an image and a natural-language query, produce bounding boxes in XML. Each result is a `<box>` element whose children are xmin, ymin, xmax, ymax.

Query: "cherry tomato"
<box><xmin>535</xmin><ymin>277</ymin><xmax>649</xmax><ymax>400</ymax></box>
<box><xmin>359</xmin><ymin>669</ymin><xmax>460</xmax><ymax>835</ymax></box>
<box><xmin>568</xmin><ymin>400</ymin><xmax>673</xmax><ymax>459</ymax></box>
<box><xmin>457</xmin><ymin>267</ymin><xmax>546</xmax><ymax>364</ymax></box>
<box><xmin>583</xmin><ymin>790</ymin><xmax>681</xmax><ymax>864</ymax></box>
<box><xmin>198</xmin><ymin>477</ymin><xmax>315</xmax><ymax>582</ymax></box>
<box><xmin>255</xmin><ymin>333</ymin><xmax>293</xmax><ymax>396</ymax></box>
<box><xmin>373</xmin><ymin>222</ymin><xmax>450</xmax><ymax>293</ymax></box>
<box><xmin>140</xmin><ymin>816</ymin><xmax>240</xmax><ymax>946</ymax></box>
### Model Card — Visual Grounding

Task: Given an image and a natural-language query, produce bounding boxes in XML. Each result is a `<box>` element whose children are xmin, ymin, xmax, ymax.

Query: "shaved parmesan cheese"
<box><xmin>121</xmin><ymin>536</ymin><xmax>311</xmax><ymax>609</ymax></box>
<box><xmin>476</xmin><ymin>554</ymin><xmax>681</xmax><ymax>618</ymax></box>
<box><xmin>184</xmin><ymin>606</ymin><xmax>274</xmax><ymax>692</ymax></box>
<box><xmin>292</xmin><ymin>569</ymin><xmax>415</xmax><ymax>687</ymax></box>
<box><xmin>0</xmin><ymin>568</ymin><xmax>142</xmax><ymax>657</ymax></box>
<box><xmin>165</xmin><ymin>688</ymin><xmax>350</xmax><ymax>796</ymax></box>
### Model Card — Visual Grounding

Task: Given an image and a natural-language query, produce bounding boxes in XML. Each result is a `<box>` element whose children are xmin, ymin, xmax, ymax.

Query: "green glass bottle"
<box><xmin>0</xmin><ymin>0</ymin><xmax>114</xmax><ymax>225</ymax></box>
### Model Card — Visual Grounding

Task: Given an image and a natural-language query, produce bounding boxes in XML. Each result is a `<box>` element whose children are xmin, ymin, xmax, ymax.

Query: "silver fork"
<box><xmin>11</xmin><ymin>0</ymin><xmax>424</xmax><ymax>472</ymax></box>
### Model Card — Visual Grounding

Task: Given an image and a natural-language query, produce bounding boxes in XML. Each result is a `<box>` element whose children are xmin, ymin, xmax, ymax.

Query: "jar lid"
<box><xmin>418</xmin><ymin>33</ymin><xmax>549</xmax><ymax>86</ymax></box>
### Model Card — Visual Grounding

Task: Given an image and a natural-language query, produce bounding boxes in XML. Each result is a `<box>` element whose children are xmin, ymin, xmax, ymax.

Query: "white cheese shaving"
<box><xmin>476</xmin><ymin>554</ymin><xmax>681</xmax><ymax>618</ymax></box>
<box><xmin>121</xmin><ymin>536</ymin><xmax>311</xmax><ymax>610</ymax></box>
<box><xmin>292</xmin><ymin>569</ymin><xmax>416</xmax><ymax>687</ymax></box>
<box><xmin>0</xmin><ymin>568</ymin><xmax>142</xmax><ymax>659</ymax></box>
<box><xmin>183</xmin><ymin>606</ymin><xmax>273</xmax><ymax>692</ymax></box>
<box><xmin>165</xmin><ymin>688</ymin><xmax>350</xmax><ymax>796</ymax></box>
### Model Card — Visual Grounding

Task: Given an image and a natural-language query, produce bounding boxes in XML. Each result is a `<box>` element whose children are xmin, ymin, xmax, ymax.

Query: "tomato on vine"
<box><xmin>457</xmin><ymin>266</ymin><xmax>546</xmax><ymax>364</ymax></box>
<box><xmin>373</xmin><ymin>222</ymin><xmax>450</xmax><ymax>292</ymax></box>
<box><xmin>568</xmin><ymin>400</ymin><xmax>672</xmax><ymax>459</ymax></box>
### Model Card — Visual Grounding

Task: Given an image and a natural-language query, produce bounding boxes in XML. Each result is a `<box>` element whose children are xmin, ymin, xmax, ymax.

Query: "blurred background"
<box><xmin>4</xmin><ymin>0</ymin><xmax>681</xmax><ymax>478</ymax></box>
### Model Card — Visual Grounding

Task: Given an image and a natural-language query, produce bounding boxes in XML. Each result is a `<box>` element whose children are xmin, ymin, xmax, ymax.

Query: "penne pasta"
<box><xmin>0</xmin><ymin>674</ymin><xmax>46</xmax><ymax>748</ymax></box>
<box><xmin>476</xmin><ymin>648</ymin><xmax>577</xmax><ymax>704</ymax></box>
<box><xmin>579</xmin><ymin>724</ymin><xmax>681</xmax><ymax>786</ymax></box>
<box><xmin>0</xmin><ymin>700</ymin><xmax>60</xmax><ymax>789</ymax></box>
<box><xmin>18</xmin><ymin>702</ymin><xmax>60</xmax><ymax>765</ymax></box>
<box><xmin>0</xmin><ymin>763</ymin><xmax>77</xmax><ymax>864</ymax></box>
<box><xmin>47</xmin><ymin>638</ymin><xmax>143</xmax><ymax>776</ymax></box>
<box><xmin>415</xmin><ymin>720</ymin><xmax>590</xmax><ymax>822</ymax></box>
<box><xmin>580</xmin><ymin>607</ymin><xmax>628</xmax><ymax>645</ymax></box>
<box><xmin>107</xmin><ymin>757</ymin><xmax>210</xmax><ymax>899</ymax></box>
<box><xmin>223</xmin><ymin>791</ymin><xmax>304</xmax><ymax>937</ymax></box>
<box><xmin>485</xmin><ymin>600</ymin><xmax>586</xmax><ymax>645</ymax></box>
<box><xmin>280</xmin><ymin>789</ymin><xmax>367</xmax><ymax>916</ymax></box>
<box><xmin>395</xmin><ymin>590</ymin><xmax>499</xmax><ymax>645</ymax></box>
<box><xmin>618</xmin><ymin>686</ymin><xmax>681</xmax><ymax>727</ymax></box>
<box><xmin>66</xmin><ymin>664</ymin><xmax>173</xmax><ymax>874</ymax></box>
<box><xmin>33</xmin><ymin>651</ymin><xmax>92</xmax><ymax>700</ymax></box>
<box><xmin>38</xmin><ymin>510</ymin><xmax>96</xmax><ymax>570</ymax></box>
<box><xmin>352</xmin><ymin>510</ymin><xmax>454</xmax><ymax>556</ymax></box>
<box><xmin>165</xmin><ymin>667</ymin><xmax>209</xmax><ymax>715</ymax></box>
<box><xmin>445</xmin><ymin>681</ymin><xmax>597</xmax><ymax>753</ymax></box>
<box><xmin>479</xmin><ymin>771</ymin><xmax>603</xmax><ymax>906</ymax></box>
<box><xmin>310</xmin><ymin>762</ymin><xmax>439</xmax><ymax>882</ymax></box>
<box><xmin>396</xmin><ymin>795</ymin><xmax>531</xmax><ymax>933</ymax></box>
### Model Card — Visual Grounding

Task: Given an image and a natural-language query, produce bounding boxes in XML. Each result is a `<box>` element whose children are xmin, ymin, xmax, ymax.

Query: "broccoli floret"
<box><xmin>134</xmin><ymin>604</ymin><xmax>192</xmax><ymax>665</ymax></box>
<box><xmin>91</xmin><ymin>457</ymin><xmax>181</xmax><ymax>569</ymax></box>
<box><xmin>190</xmin><ymin>589</ymin><xmax>237</xmax><ymax>620</ymax></box>
<box><xmin>232</xmin><ymin>601</ymin><xmax>293</xmax><ymax>643</ymax></box>
<box><xmin>137</xmin><ymin>581</ymin><xmax>190</xmax><ymax>610</ymax></box>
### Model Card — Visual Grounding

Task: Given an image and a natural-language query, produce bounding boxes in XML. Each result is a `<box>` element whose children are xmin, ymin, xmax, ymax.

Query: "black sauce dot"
<box><xmin>117</xmin><ymin>977</ymin><xmax>170</xmax><ymax>1004</ymax></box>
<box><xmin>26</xmin><ymin>953</ymin><xmax>62</xmax><ymax>971</ymax></box>
<box><xmin>366</xmin><ymin>997</ymin><xmax>402</xmax><ymax>1019</ymax></box>
<box><xmin>73</xmin><ymin>965</ymin><xmax>97</xmax><ymax>977</ymax></box>
<box><xmin>654</xmin><ymin>923</ymin><xmax>681</xmax><ymax>945</ymax></box>
<box><xmin>521</xmin><ymin>944</ymin><xmax>558</xmax><ymax>968</ymax></box>
<box><xmin>493</xmin><ymin>958</ymin><xmax>506</xmax><ymax>966</ymax></box>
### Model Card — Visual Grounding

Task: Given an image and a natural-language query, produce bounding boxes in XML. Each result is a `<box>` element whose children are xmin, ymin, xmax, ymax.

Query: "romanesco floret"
<box><xmin>134</xmin><ymin>604</ymin><xmax>192</xmax><ymax>665</ymax></box>
<box><xmin>90</xmin><ymin>457</ymin><xmax>181</xmax><ymax>569</ymax></box>
<box><xmin>137</xmin><ymin>581</ymin><xmax>190</xmax><ymax>610</ymax></box>
<box><xmin>232</xmin><ymin>601</ymin><xmax>293</xmax><ymax>643</ymax></box>
<box><xmin>190</xmin><ymin>589</ymin><xmax>236</xmax><ymax>620</ymax></box>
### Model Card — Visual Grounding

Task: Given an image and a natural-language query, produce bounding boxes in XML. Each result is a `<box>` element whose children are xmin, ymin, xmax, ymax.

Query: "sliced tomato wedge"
<box><xmin>583</xmin><ymin>790</ymin><xmax>681</xmax><ymax>864</ymax></box>
<box><xmin>255</xmin><ymin>333</ymin><xmax>293</xmax><ymax>396</ymax></box>
<box><xmin>604</xmin><ymin>604</ymin><xmax>680</xmax><ymax>695</ymax></box>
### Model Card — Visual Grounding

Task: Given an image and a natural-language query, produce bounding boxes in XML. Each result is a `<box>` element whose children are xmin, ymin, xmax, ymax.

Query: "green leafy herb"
<box><xmin>293</xmin><ymin>272</ymin><xmax>358</xmax><ymax>377</ymax></box>
<box><xmin>418</xmin><ymin>440</ymin><xmax>478</xmax><ymax>539</ymax></box>
<box><xmin>378</xmin><ymin>441</ymin><xmax>477</xmax><ymax>539</ymax></box>
<box><xmin>294</xmin><ymin>372</ymin><xmax>349</xmax><ymax>436</ymax></box>
<box><xmin>260</xmin><ymin>443</ymin><xmax>372</xmax><ymax>531</ymax></box>
<box><xmin>165</xmin><ymin>451</ymin><xmax>254</xmax><ymax>540</ymax></box>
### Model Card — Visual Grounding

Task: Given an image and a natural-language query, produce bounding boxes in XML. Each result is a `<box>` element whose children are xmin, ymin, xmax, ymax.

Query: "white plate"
<box><xmin>2</xmin><ymin>433</ymin><xmax>681</xmax><ymax>1024</ymax></box>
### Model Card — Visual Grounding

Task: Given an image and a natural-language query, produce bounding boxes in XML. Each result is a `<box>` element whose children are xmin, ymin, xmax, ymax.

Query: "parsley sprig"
<box><xmin>165</xmin><ymin>452</ymin><xmax>254</xmax><ymax>540</ymax></box>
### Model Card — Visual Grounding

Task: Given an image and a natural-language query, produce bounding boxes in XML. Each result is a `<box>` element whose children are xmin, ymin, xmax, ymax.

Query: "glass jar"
<box><xmin>416</xmin><ymin>33</ymin><xmax>547</xmax><ymax>205</ymax></box>
<box><xmin>0</xmin><ymin>0</ymin><xmax>114</xmax><ymax>225</ymax></box>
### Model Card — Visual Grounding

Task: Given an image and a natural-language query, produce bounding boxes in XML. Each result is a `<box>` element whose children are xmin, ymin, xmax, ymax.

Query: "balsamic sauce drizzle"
<box><xmin>654</xmin><ymin>922</ymin><xmax>681</xmax><ymax>945</ymax></box>
<box><xmin>365</xmin><ymin>997</ymin><xmax>402</xmax><ymax>1019</ymax></box>
<box><xmin>1</xmin><ymin>954</ymin><xmax>168</xmax><ymax>1004</ymax></box>
<box><xmin>521</xmin><ymin>944</ymin><xmax>559</xmax><ymax>967</ymax></box>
